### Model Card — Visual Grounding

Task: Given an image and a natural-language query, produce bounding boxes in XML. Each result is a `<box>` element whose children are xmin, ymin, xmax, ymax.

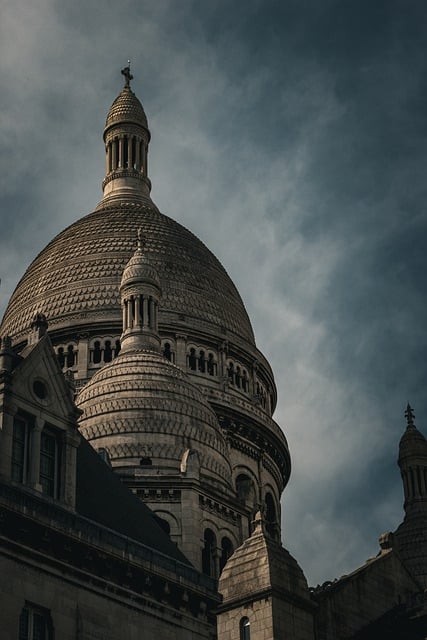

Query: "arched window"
<box><xmin>114</xmin><ymin>339</ymin><xmax>121</xmax><ymax>357</ymax></box>
<box><xmin>155</xmin><ymin>516</ymin><xmax>171</xmax><ymax>536</ymax></box>
<box><xmin>199</xmin><ymin>350</ymin><xmax>206</xmax><ymax>373</ymax></box>
<box><xmin>242</xmin><ymin>370</ymin><xmax>248</xmax><ymax>392</ymax></box>
<box><xmin>240</xmin><ymin>617</ymin><xmax>250</xmax><ymax>640</ymax></box>
<box><xmin>219</xmin><ymin>537</ymin><xmax>233</xmax><ymax>573</ymax></box>
<box><xmin>104</xmin><ymin>340</ymin><xmax>113</xmax><ymax>363</ymax></box>
<box><xmin>235</xmin><ymin>366</ymin><xmax>241</xmax><ymax>388</ymax></box>
<box><xmin>66</xmin><ymin>344</ymin><xmax>75</xmax><ymax>368</ymax></box>
<box><xmin>228</xmin><ymin>362</ymin><xmax>234</xmax><ymax>384</ymax></box>
<box><xmin>188</xmin><ymin>348</ymin><xmax>197</xmax><ymax>371</ymax></box>
<box><xmin>140</xmin><ymin>457</ymin><xmax>152</xmax><ymax>466</ymax></box>
<box><xmin>57</xmin><ymin>347</ymin><xmax>65</xmax><ymax>369</ymax></box>
<box><xmin>265</xmin><ymin>492</ymin><xmax>277</xmax><ymax>538</ymax></box>
<box><xmin>236</xmin><ymin>474</ymin><xmax>256</xmax><ymax>506</ymax></box>
<box><xmin>93</xmin><ymin>341</ymin><xmax>102</xmax><ymax>364</ymax></box>
<box><xmin>202</xmin><ymin>528</ymin><xmax>217</xmax><ymax>578</ymax></box>
<box><xmin>163</xmin><ymin>342</ymin><xmax>172</xmax><ymax>361</ymax></box>
<box><xmin>207</xmin><ymin>353</ymin><xmax>216</xmax><ymax>375</ymax></box>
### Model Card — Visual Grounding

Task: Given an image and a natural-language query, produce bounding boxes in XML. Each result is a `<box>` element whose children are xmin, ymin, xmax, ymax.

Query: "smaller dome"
<box><xmin>105</xmin><ymin>86</ymin><xmax>149</xmax><ymax>132</ymax></box>
<box><xmin>77</xmin><ymin>349</ymin><xmax>233</xmax><ymax>491</ymax></box>
<box><xmin>120</xmin><ymin>241</ymin><xmax>161</xmax><ymax>290</ymax></box>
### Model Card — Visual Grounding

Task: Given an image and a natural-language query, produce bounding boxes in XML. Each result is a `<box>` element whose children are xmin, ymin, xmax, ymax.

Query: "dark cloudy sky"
<box><xmin>2</xmin><ymin>0</ymin><xmax>427</xmax><ymax>586</ymax></box>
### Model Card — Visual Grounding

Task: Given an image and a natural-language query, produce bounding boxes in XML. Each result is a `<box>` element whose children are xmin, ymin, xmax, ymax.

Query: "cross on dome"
<box><xmin>405</xmin><ymin>403</ymin><xmax>416</xmax><ymax>427</ymax></box>
<box><xmin>121</xmin><ymin>62</ymin><xmax>133</xmax><ymax>88</ymax></box>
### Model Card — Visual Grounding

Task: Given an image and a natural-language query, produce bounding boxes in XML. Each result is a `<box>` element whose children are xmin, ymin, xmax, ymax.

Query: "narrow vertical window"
<box><xmin>12</xmin><ymin>417</ymin><xmax>30</xmax><ymax>483</ymax></box>
<box><xmin>19</xmin><ymin>604</ymin><xmax>52</xmax><ymax>640</ymax></box>
<box><xmin>240</xmin><ymin>617</ymin><xmax>250</xmax><ymax>640</ymax></box>
<box><xmin>202</xmin><ymin>528</ymin><xmax>217</xmax><ymax>578</ymax></box>
<box><xmin>40</xmin><ymin>430</ymin><xmax>60</xmax><ymax>498</ymax></box>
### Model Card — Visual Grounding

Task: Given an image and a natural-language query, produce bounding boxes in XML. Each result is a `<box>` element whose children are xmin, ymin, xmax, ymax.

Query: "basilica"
<box><xmin>0</xmin><ymin>68</ymin><xmax>426</xmax><ymax>639</ymax></box>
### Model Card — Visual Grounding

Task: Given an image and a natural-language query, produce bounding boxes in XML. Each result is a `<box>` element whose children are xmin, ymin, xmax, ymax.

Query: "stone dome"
<box><xmin>120</xmin><ymin>236</ymin><xmax>161</xmax><ymax>290</ymax></box>
<box><xmin>105</xmin><ymin>86</ymin><xmax>149</xmax><ymax>132</ymax></box>
<box><xmin>1</xmin><ymin>199</ymin><xmax>255</xmax><ymax>346</ymax></box>
<box><xmin>77</xmin><ymin>347</ymin><xmax>233</xmax><ymax>491</ymax></box>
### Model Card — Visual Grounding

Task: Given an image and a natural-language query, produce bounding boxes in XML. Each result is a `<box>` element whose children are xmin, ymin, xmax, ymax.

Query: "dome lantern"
<box><xmin>102</xmin><ymin>65</ymin><xmax>151</xmax><ymax>202</ymax></box>
<box><xmin>120</xmin><ymin>229</ymin><xmax>161</xmax><ymax>354</ymax></box>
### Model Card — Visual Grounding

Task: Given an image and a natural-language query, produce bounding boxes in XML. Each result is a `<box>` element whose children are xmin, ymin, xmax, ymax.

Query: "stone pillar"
<box><xmin>127</xmin><ymin>137</ymin><xmax>132</xmax><ymax>168</ymax></box>
<box><xmin>142</xmin><ymin>296</ymin><xmax>148</xmax><ymax>327</ymax></box>
<box><xmin>29</xmin><ymin>417</ymin><xmax>43</xmax><ymax>492</ymax></box>
<box><xmin>135</xmin><ymin>137</ymin><xmax>141</xmax><ymax>171</ymax></box>
<box><xmin>0</xmin><ymin>404</ymin><xmax>17</xmax><ymax>480</ymax></box>
<box><xmin>112</xmin><ymin>139</ymin><xmax>117</xmax><ymax>170</ymax></box>
<box><xmin>62</xmin><ymin>428</ymin><xmax>80</xmax><ymax>509</ymax></box>
<box><xmin>76</xmin><ymin>335</ymin><xmax>89</xmax><ymax>379</ymax></box>
<box><xmin>135</xmin><ymin>294</ymin><xmax>141</xmax><ymax>326</ymax></box>
<box><xmin>175</xmin><ymin>334</ymin><xmax>187</xmax><ymax>369</ymax></box>
<box><xmin>118</xmin><ymin>136</ymin><xmax>123</xmax><ymax>168</ymax></box>
<box><xmin>127</xmin><ymin>296</ymin><xmax>133</xmax><ymax>329</ymax></box>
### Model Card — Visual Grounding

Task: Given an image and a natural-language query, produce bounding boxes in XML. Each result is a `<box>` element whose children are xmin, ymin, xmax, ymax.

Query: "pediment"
<box><xmin>11</xmin><ymin>334</ymin><xmax>78</xmax><ymax>421</ymax></box>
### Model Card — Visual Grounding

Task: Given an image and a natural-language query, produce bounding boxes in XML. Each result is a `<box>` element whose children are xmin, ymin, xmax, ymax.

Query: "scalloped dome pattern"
<box><xmin>121</xmin><ymin>247</ymin><xmax>161</xmax><ymax>289</ymax></box>
<box><xmin>105</xmin><ymin>87</ymin><xmax>148</xmax><ymax>130</ymax></box>
<box><xmin>1</xmin><ymin>200</ymin><xmax>255</xmax><ymax>344</ymax></box>
<box><xmin>77</xmin><ymin>348</ymin><xmax>232</xmax><ymax>483</ymax></box>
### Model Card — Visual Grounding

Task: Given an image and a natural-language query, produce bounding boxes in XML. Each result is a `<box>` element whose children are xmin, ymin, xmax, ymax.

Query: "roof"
<box><xmin>1</xmin><ymin>202</ymin><xmax>255</xmax><ymax>345</ymax></box>
<box><xmin>75</xmin><ymin>434</ymin><xmax>190</xmax><ymax>565</ymax></box>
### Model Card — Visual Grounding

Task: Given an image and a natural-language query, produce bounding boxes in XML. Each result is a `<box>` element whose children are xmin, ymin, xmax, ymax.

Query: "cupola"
<box><xmin>398</xmin><ymin>403</ymin><xmax>427</xmax><ymax>515</ymax></box>
<box><xmin>120</xmin><ymin>229</ymin><xmax>161</xmax><ymax>353</ymax></box>
<box><xmin>102</xmin><ymin>65</ymin><xmax>151</xmax><ymax>201</ymax></box>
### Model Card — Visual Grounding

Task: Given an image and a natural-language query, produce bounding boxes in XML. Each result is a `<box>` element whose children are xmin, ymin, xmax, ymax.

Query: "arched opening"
<box><xmin>163</xmin><ymin>342</ymin><xmax>172</xmax><ymax>361</ymax></box>
<box><xmin>139</xmin><ymin>457</ymin><xmax>152</xmax><ymax>466</ymax></box>
<box><xmin>93</xmin><ymin>341</ymin><xmax>102</xmax><ymax>364</ymax></box>
<box><xmin>199</xmin><ymin>350</ymin><xmax>206</xmax><ymax>373</ymax></box>
<box><xmin>188</xmin><ymin>348</ymin><xmax>197</xmax><ymax>371</ymax></box>
<box><xmin>66</xmin><ymin>344</ymin><xmax>75</xmax><ymax>368</ymax></box>
<box><xmin>265</xmin><ymin>492</ymin><xmax>277</xmax><ymax>538</ymax></box>
<box><xmin>202</xmin><ymin>528</ymin><xmax>217</xmax><ymax>578</ymax></box>
<box><xmin>236</xmin><ymin>474</ymin><xmax>256</xmax><ymax>506</ymax></box>
<box><xmin>240</xmin><ymin>617</ymin><xmax>250</xmax><ymax>640</ymax></box>
<box><xmin>104</xmin><ymin>340</ymin><xmax>113</xmax><ymax>363</ymax></box>
<box><xmin>155</xmin><ymin>516</ymin><xmax>171</xmax><ymax>536</ymax></box>
<box><xmin>57</xmin><ymin>347</ymin><xmax>65</xmax><ymax>369</ymax></box>
<box><xmin>219</xmin><ymin>537</ymin><xmax>233</xmax><ymax>573</ymax></box>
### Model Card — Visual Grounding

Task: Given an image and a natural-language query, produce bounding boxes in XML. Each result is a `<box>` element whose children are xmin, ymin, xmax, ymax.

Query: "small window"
<box><xmin>12</xmin><ymin>417</ymin><xmax>31</xmax><ymax>484</ymax></box>
<box><xmin>202</xmin><ymin>528</ymin><xmax>217</xmax><ymax>578</ymax></box>
<box><xmin>40</xmin><ymin>430</ymin><xmax>60</xmax><ymax>498</ymax></box>
<box><xmin>240</xmin><ymin>617</ymin><xmax>250</xmax><ymax>640</ymax></box>
<box><xmin>19</xmin><ymin>603</ymin><xmax>53</xmax><ymax>640</ymax></box>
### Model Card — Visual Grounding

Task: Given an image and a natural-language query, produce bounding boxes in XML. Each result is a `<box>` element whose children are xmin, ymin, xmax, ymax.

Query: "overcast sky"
<box><xmin>2</xmin><ymin>0</ymin><xmax>427</xmax><ymax>586</ymax></box>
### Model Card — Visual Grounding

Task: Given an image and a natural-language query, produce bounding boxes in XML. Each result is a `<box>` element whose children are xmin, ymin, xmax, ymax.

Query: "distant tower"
<box><xmin>395</xmin><ymin>404</ymin><xmax>427</xmax><ymax>587</ymax></box>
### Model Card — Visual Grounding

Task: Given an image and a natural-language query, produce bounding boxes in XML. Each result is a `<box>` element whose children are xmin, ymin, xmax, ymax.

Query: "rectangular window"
<box><xmin>11</xmin><ymin>416</ymin><xmax>30</xmax><ymax>483</ymax></box>
<box><xmin>19</xmin><ymin>604</ymin><xmax>52</xmax><ymax>640</ymax></box>
<box><xmin>40</xmin><ymin>430</ymin><xmax>60</xmax><ymax>499</ymax></box>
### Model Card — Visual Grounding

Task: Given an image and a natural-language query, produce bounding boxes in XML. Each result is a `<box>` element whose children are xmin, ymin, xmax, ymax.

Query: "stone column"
<box><xmin>135</xmin><ymin>137</ymin><xmax>141</xmax><ymax>171</ymax></box>
<box><xmin>175</xmin><ymin>334</ymin><xmax>187</xmax><ymax>369</ymax></box>
<box><xmin>76</xmin><ymin>334</ymin><xmax>89</xmax><ymax>379</ymax></box>
<box><xmin>127</xmin><ymin>296</ymin><xmax>133</xmax><ymax>329</ymax></box>
<box><xmin>128</xmin><ymin>137</ymin><xmax>132</xmax><ymax>169</ymax></box>
<box><xmin>112</xmin><ymin>139</ymin><xmax>117</xmax><ymax>170</ymax></box>
<box><xmin>62</xmin><ymin>427</ymin><xmax>80</xmax><ymax>509</ymax></box>
<box><xmin>29</xmin><ymin>417</ymin><xmax>44</xmax><ymax>492</ymax></box>
<box><xmin>135</xmin><ymin>294</ymin><xmax>141</xmax><ymax>326</ymax></box>
<box><xmin>0</xmin><ymin>404</ymin><xmax>17</xmax><ymax>480</ymax></box>
<box><xmin>118</xmin><ymin>136</ymin><xmax>124</xmax><ymax>168</ymax></box>
<box><xmin>142</xmin><ymin>296</ymin><xmax>148</xmax><ymax>327</ymax></box>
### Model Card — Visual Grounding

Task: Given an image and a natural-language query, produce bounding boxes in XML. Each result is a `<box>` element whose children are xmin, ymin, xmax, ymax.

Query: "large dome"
<box><xmin>1</xmin><ymin>197</ymin><xmax>255</xmax><ymax>346</ymax></box>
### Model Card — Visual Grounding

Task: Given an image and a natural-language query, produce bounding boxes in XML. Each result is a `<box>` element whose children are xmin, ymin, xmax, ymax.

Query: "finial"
<box><xmin>121</xmin><ymin>62</ymin><xmax>133</xmax><ymax>89</ymax></box>
<box><xmin>405</xmin><ymin>403</ymin><xmax>416</xmax><ymax>428</ymax></box>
